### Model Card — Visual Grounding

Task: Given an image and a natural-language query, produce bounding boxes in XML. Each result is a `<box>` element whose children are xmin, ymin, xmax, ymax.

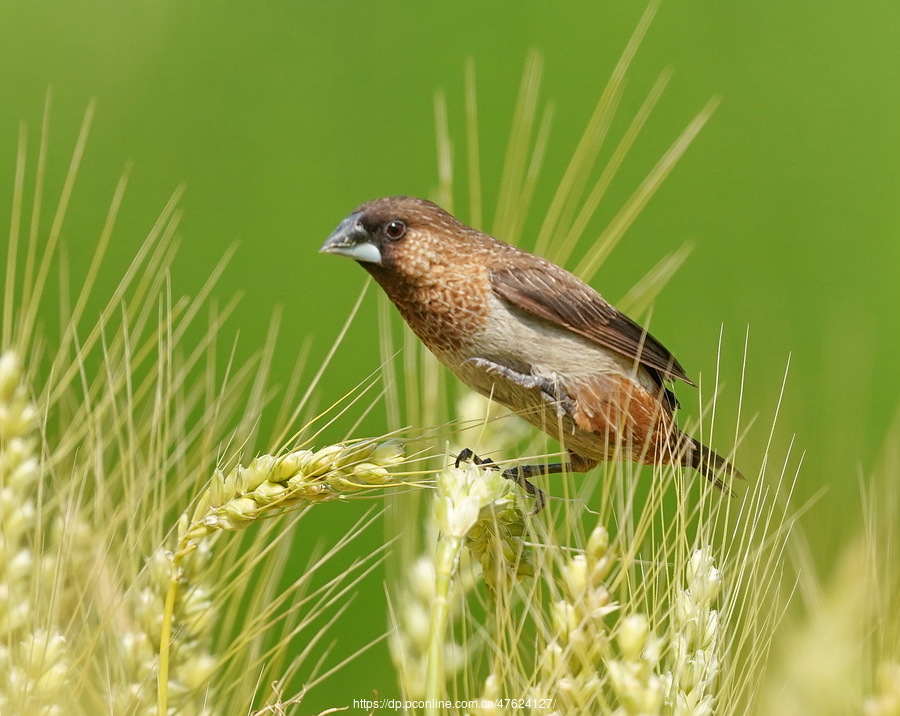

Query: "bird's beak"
<box><xmin>319</xmin><ymin>212</ymin><xmax>382</xmax><ymax>264</ymax></box>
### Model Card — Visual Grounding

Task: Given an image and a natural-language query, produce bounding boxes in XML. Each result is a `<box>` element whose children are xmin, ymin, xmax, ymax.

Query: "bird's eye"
<box><xmin>384</xmin><ymin>220</ymin><xmax>407</xmax><ymax>240</ymax></box>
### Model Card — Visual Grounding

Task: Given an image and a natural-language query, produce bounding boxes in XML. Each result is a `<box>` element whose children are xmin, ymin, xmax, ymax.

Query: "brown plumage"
<box><xmin>321</xmin><ymin>196</ymin><xmax>741</xmax><ymax>511</ymax></box>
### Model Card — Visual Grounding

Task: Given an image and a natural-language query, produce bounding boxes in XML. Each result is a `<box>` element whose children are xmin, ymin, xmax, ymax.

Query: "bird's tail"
<box><xmin>682</xmin><ymin>435</ymin><xmax>743</xmax><ymax>493</ymax></box>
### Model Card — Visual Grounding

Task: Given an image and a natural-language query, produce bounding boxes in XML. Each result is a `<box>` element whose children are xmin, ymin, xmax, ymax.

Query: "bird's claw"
<box><xmin>464</xmin><ymin>357</ymin><xmax>575</xmax><ymax>421</ymax></box>
<box><xmin>454</xmin><ymin>447</ymin><xmax>497</xmax><ymax>470</ymax></box>
<box><xmin>539</xmin><ymin>383</ymin><xmax>577</xmax><ymax>420</ymax></box>
<box><xmin>502</xmin><ymin>466</ymin><xmax>547</xmax><ymax>515</ymax></box>
<box><xmin>454</xmin><ymin>447</ymin><xmax>473</xmax><ymax>468</ymax></box>
<box><xmin>456</xmin><ymin>449</ymin><xmax>546</xmax><ymax>514</ymax></box>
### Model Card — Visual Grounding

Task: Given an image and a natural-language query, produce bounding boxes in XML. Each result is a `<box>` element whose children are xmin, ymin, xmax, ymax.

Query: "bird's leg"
<box><xmin>455</xmin><ymin>445</ymin><xmax>551</xmax><ymax>514</ymax></box>
<box><xmin>503</xmin><ymin>452</ymin><xmax>599</xmax><ymax>515</ymax></box>
<box><xmin>465</xmin><ymin>356</ymin><xmax>544</xmax><ymax>388</ymax></box>
<box><xmin>464</xmin><ymin>357</ymin><xmax>576</xmax><ymax>418</ymax></box>
<box><xmin>501</xmin><ymin>464</ymin><xmax>553</xmax><ymax>514</ymax></box>
<box><xmin>460</xmin><ymin>357</ymin><xmax>591</xmax><ymax>514</ymax></box>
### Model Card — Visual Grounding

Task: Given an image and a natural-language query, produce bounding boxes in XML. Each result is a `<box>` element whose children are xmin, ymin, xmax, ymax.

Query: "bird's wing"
<box><xmin>489</xmin><ymin>262</ymin><xmax>694</xmax><ymax>386</ymax></box>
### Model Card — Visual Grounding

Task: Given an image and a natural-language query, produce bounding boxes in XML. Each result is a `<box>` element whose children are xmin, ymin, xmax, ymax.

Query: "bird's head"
<box><xmin>320</xmin><ymin>196</ymin><xmax>473</xmax><ymax>284</ymax></box>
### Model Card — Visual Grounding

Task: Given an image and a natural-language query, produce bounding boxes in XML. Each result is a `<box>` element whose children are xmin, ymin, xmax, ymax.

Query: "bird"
<box><xmin>320</xmin><ymin>196</ymin><xmax>741</xmax><ymax>512</ymax></box>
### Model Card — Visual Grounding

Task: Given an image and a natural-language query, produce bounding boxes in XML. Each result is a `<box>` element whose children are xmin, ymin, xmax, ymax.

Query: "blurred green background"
<box><xmin>2</xmin><ymin>1</ymin><xmax>899</xmax><ymax>709</ymax></box>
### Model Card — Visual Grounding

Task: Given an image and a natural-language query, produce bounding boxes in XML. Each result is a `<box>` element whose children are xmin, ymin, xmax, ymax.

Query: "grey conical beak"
<box><xmin>319</xmin><ymin>212</ymin><xmax>382</xmax><ymax>264</ymax></box>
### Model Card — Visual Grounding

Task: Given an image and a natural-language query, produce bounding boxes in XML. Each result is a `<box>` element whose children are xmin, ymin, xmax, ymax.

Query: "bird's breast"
<box><xmin>375</xmin><ymin>269</ymin><xmax>493</xmax><ymax>355</ymax></box>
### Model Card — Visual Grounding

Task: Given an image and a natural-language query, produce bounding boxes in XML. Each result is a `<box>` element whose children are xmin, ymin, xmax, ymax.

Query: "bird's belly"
<box><xmin>443</xmin><ymin>299</ymin><xmax>671</xmax><ymax>462</ymax></box>
<box><xmin>450</xmin><ymin>359</ymin><xmax>653</xmax><ymax>462</ymax></box>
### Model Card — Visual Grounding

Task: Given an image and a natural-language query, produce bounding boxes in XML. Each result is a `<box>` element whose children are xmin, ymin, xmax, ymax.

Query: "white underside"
<box><xmin>444</xmin><ymin>294</ymin><xmax>660</xmax><ymax>460</ymax></box>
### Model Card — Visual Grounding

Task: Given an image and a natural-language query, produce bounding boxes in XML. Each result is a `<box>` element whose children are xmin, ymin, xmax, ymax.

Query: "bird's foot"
<box><xmin>502</xmin><ymin>465</ymin><xmax>548</xmax><ymax>516</ymax></box>
<box><xmin>464</xmin><ymin>357</ymin><xmax>575</xmax><ymax>420</ymax></box>
<box><xmin>538</xmin><ymin>382</ymin><xmax>576</xmax><ymax>420</ymax></box>
<box><xmin>455</xmin><ymin>448</ymin><xmax>547</xmax><ymax>515</ymax></box>
<box><xmin>464</xmin><ymin>357</ymin><xmax>543</xmax><ymax>389</ymax></box>
<box><xmin>454</xmin><ymin>447</ymin><xmax>497</xmax><ymax>469</ymax></box>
